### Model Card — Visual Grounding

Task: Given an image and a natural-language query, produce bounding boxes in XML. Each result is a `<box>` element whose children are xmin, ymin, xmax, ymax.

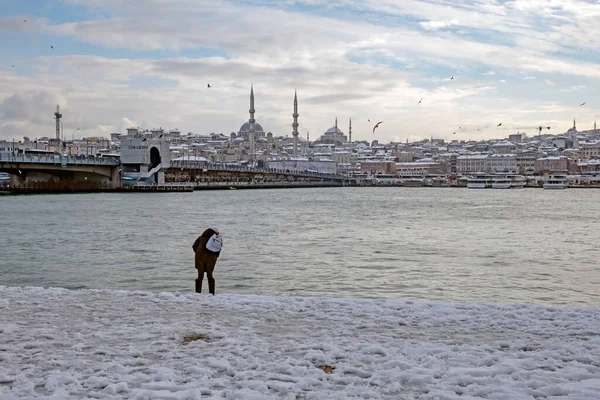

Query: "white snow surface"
<box><xmin>1</xmin><ymin>286</ymin><xmax>600</xmax><ymax>400</ymax></box>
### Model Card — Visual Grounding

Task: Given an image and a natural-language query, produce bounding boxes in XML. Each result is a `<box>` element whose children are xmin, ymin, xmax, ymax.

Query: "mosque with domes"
<box><xmin>314</xmin><ymin>117</ymin><xmax>350</xmax><ymax>146</ymax></box>
<box><xmin>235</xmin><ymin>85</ymin><xmax>267</xmax><ymax>140</ymax></box>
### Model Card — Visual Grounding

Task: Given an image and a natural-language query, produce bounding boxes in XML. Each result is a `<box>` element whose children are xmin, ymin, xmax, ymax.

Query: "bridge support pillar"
<box><xmin>110</xmin><ymin>166</ymin><xmax>122</xmax><ymax>188</ymax></box>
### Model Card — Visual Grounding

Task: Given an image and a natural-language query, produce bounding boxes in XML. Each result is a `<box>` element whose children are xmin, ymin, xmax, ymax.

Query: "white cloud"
<box><xmin>1</xmin><ymin>0</ymin><xmax>600</xmax><ymax>142</ymax></box>
<box><xmin>521</xmin><ymin>76</ymin><xmax>537</xmax><ymax>80</ymax></box>
<box><xmin>544</xmin><ymin>79</ymin><xmax>555</xmax><ymax>86</ymax></box>
<box><xmin>419</xmin><ymin>19</ymin><xmax>459</xmax><ymax>31</ymax></box>
<box><xmin>561</xmin><ymin>85</ymin><xmax>587</xmax><ymax>93</ymax></box>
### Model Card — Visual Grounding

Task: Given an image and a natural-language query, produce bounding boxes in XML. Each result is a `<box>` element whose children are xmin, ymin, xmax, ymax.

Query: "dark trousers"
<box><xmin>196</xmin><ymin>262</ymin><xmax>216</xmax><ymax>294</ymax></box>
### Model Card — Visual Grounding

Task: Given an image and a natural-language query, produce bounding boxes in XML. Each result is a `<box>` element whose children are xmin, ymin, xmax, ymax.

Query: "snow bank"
<box><xmin>1</xmin><ymin>286</ymin><xmax>599</xmax><ymax>399</ymax></box>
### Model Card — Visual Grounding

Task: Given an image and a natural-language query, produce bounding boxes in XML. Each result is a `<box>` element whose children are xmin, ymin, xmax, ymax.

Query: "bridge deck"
<box><xmin>0</xmin><ymin>153</ymin><xmax>120</xmax><ymax>166</ymax></box>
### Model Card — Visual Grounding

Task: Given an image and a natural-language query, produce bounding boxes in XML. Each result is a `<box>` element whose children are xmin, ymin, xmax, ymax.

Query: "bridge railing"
<box><xmin>169</xmin><ymin>161</ymin><xmax>352</xmax><ymax>181</ymax></box>
<box><xmin>0</xmin><ymin>152</ymin><xmax>120</xmax><ymax>166</ymax></box>
<box><xmin>194</xmin><ymin>181</ymin><xmax>343</xmax><ymax>187</ymax></box>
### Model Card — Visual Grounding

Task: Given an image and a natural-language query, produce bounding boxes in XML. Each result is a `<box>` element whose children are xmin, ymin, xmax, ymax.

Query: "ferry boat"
<box><xmin>495</xmin><ymin>174</ymin><xmax>526</xmax><ymax>189</ymax></box>
<box><xmin>467</xmin><ymin>175</ymin><xmax>493</xmax><ymax>189</ymax></box>
<box><xmin>543</xmin><ymin>175</ymin><xmax>567</xmax><ymax>190</ymax></box>
<box><xmin>468</xmin><ymin>174</ymin><xmax>526</xmax><ymax>189</ymax></box>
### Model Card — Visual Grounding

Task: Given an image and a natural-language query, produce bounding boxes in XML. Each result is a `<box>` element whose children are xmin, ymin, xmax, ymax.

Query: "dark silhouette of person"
<box><xmin>192</xmin><ymin>227</ymin><xmax>222</xmax><ymax>294</ymax></box>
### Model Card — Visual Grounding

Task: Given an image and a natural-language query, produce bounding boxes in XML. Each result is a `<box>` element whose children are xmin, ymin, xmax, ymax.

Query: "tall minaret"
<box><xmin>249</xmin><ymin>84</ymin><xmax>256</xmax><ymax>124</ymax></box>
<box><xmin>249</xmin><ymin>126</ymin><xmax>255</xmax><ymax>164</ymax></box>
<box><xmin>595</xmin><ymin>120</ymin><xmax>597</xmax><ymax>131</ymax></box>
<box><xmin>573</xmin><ymin>119</ymin><xmax>576</xmax><ymax>130</ymax></box>
<box><xmin>335</xmin><ymin>117</ymin><xmax>338</xmax><ymax>131</ymax></box>
<box><xmin>292</xmin><ymin>90</ymin><xmax>299</xmax><ymax>157</ymax></box>
<box><xmin>349</xmin><ymin>118</ymin><xmax>352</xmax><ymax>143</ymax></box>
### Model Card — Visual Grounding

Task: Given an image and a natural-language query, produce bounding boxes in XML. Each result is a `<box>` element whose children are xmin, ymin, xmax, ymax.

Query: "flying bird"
<box><xmin>453</xmin><ymin>132</ymin><xmax>457</xmax><ymax>135</ymax></box>
<box><xmin>451</xmin><ymin>76</ymin><xmax>454</xmax><ymax>80</ymax></box>
<box><xmin>372</xmin><ymin>121</ymin><xmax>383</xmax><ymax>134</ymax></box>
<box><xmin>207</xmin><ymin>84</ymin><xmax>211</xmax><ymax>88</ymax></box>
<box><xmin>580</xmin><ymin>102</ymin><xmax>586</xmax><ymax>106</ymax></box>
<box><xmin>368</xmin><ymin>119</ymin><xmax>371</xmax><ymax>123</ymax></box>
<box><xmin>50</xmin><ymin>45</ymin><xmax>54</xmax><ymax>49</ymax></box>
<box><xmin>497</xmin><ymin>122</ymin><xmax>502</xmax><ymax>127</ymax></box>
<box><xmin>12</xmin><ymin>65</ymin><xmax>14</xmax><ymax>67</ymax></box>
<box><xmin>417</xmin><ymin>98</ymin><xmax>423</xmax><ymax>105</ymax></box>
<box><xmin>24</xmin><ymin>20</ymin><xmax>26</xmax><ymax>22</ymax></box>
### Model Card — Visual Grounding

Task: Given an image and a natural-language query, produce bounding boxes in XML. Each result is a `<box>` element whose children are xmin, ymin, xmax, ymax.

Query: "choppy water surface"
<box><xmin>1</xmin><ymin>188</ymin><xmax>599</xmax><ymax>307</ymax></box>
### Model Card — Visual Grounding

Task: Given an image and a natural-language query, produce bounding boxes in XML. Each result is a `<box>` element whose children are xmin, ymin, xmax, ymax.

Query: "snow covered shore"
<box><xmin>1</xmin><ymin>286</ymin><xmax>600</xmax><ymax>399</ymax></box>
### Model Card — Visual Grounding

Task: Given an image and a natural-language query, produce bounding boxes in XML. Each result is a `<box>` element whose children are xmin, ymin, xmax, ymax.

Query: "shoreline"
<box><xmin>1</xmin><ymin>286</ymin><xmax>599</xmax><ymax>398</ymax></box>
<box><xmin>2</xmin><ymin>183</ymin><xmax>600</xmax><ymax>195</ymax></box>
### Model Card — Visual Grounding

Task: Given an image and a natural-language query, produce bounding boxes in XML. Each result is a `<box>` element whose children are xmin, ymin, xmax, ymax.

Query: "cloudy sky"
<box><xmin>1</xmin><ymin>0</ymin><xmax>599</xmax><ymax>143</ymax></box>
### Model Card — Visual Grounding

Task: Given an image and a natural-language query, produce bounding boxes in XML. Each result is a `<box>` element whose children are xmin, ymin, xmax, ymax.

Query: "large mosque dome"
<box><xmin>325</xmin><ymin>126</ymin><xmax>343</xmax><ymax>134</ymax></box>
<box><xmin>239</xmin><ymin>122</ymin><xmax>264</xmax><ymax>134</ymax></box>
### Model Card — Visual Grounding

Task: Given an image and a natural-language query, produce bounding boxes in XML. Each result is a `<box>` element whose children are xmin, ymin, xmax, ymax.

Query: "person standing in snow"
<box><xmin>192</xmin><ymin>227</ymin><xmax>222</xmax><ymax>295</ymax></box>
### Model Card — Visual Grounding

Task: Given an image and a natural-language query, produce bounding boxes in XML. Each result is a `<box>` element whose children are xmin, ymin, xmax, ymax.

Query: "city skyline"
<box><xmin>1</xmin><ymin>0</ymin><xmax>599</xmax><ymax>142</ymax></box>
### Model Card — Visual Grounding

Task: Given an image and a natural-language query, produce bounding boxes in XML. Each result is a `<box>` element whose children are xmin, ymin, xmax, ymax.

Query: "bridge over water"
<box><xmin>0</xmin><ymin>153</ymin><xmax>121</xmax><ymax>187</ymax></box>
<box><xmin>0</xmin><ymin>153</ymin><xmax>355</xmax><ymax>191</ymax></box>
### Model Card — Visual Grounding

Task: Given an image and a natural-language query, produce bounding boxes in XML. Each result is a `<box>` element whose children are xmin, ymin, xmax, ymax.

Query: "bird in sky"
<box><xmin>451</xmin><ymin>76</ymin><xmax>454</xmax><ymax>80</ymax></box>
<box><xmin>23</xmin><ymin>19</ymin><xmax>26</xmax><ymax>22</ymax></box>
<box><xmin>580</xmin><ymin>102</ymin><xmax>586</xmax><ymax>106</ymax></box>
<box><xmin>372</xmin><ymin>121</ymin><xmax>383</xmax><ymax>134</ymax></box>
<box><xmin>497</xmin><ymin>122</ymin><xmax>502</xmax><ymax>127</ymax></box>
<box><xmin>207</xmin><ymin>84</ymin><xmax>211</xmax><ymax>88</ymax></box>
<box><xmin>453</xmin><ymin>132</ymin><xmax>457</xmax><ymax>135</ymax></box>
<box><xmin>368</xmin><ymin>119</ymin><xmax>371</xmax><ymax>123</ymax></box>
<box><xmin>50</xmin><ymin>45</ymin><xmax>54</xmax><ymax>49</ymax></box>
<box><xmin>417</xmin><ymin>98</ymin><xmax>423</xmax><ymax>106</ymax></box>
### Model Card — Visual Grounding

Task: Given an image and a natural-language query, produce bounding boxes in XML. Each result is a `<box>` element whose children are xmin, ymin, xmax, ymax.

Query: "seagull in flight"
<box><xmin>50</xmin><ymin>45</ymin><xmax>54</xmax><ymax>49</ymax></box>
<box><xmin>368</xmin><ymin>119</ymin><xmax>371</xmax><ymax>123</ymax></box>
<box><xmin>417</xmin><ymin>98</ymin><xmax>423</xmax><ymax>106</ymax></box>
<box><xmin>580</xmin><ymin>102</ymin><xmax>586</xmax><ymax>107</ymax></box>
<box><xmin>497</xmin><ymin>122</ymin><xmax>502</xmax><ymax>127</ymax></box>
<box><xmin>207</xmin><ymin>84</ymin><xmax>211</xmax><ymax>88</ymax></box>
<box><xmin>451</xmin><ymin>76</ymin><xmax>454</xmax><ymax>80</ymax></box>
<box><xmin>372</xmin><ymin>121</ymin><xmax>383</xmax><ymax>134</ymax></box>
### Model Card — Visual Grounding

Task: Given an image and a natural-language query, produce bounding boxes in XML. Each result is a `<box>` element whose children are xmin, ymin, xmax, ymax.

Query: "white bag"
<box><xmin>206</xmin><ymin>233</ymin><xmax>223</xmax><ymax>253</ymax></box>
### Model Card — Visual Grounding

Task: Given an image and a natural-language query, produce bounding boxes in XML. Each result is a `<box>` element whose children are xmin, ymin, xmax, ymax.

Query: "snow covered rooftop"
<box><xmin>172</xmin><ymin>156</ymin><xmax>207</xmax><ymax>162</ymax></box>
<box><xmin>1</xmin><ymin>286</ymin><xmax>600</xmax><ymax>399</ymax></box>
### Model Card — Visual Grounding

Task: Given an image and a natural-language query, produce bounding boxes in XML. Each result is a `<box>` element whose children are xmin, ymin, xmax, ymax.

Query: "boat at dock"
<box><xmin>468</xmin><ymin>174</ymin><xmax>526</xmax><ymax>189</ymax></box>
<box><xmin>543</xmin><ymin>175</ymin><xmax>567</xmax><ymax>190</ymax></box>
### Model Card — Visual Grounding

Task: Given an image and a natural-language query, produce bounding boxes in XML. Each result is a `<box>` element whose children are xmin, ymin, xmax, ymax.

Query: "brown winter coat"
<box><xmin>192</xmin><ymin>228</ymin><xmax>220</xmax><ymax>271</ymax></box>
<box><xmin>192</xmin><ymin>228</ymin><xmax>220</xmax><ymax>294</ymax></box>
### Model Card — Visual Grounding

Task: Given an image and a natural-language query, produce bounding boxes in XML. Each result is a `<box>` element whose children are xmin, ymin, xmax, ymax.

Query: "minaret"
<box><xmin>249</xmin><ymin>126</ymin><xmax>255</xmax><ymax>164</ymax></box>
<box><xmin>349</xmin><ymin>118</ymin><xmax>352</xmax><ymax>143</ymax></box>
<box><xmin>249</xmin><ymin>84</ymin><xmax>256</xmax><ymax>124</ymax></box>
<box><xmin>335</xmin><ymin>117</ymin><xmax>338</xmax><ymax>131</ymax></box>
<box><xmin>573</xmin><ymin>119</ymin><xmax>576</xmax><ymax>130</ymax></box>
<box><xmin>292</xmin><ymin>90</ymin><xmax>299</xmax><ymax>157</ymax></box>
<box><xmin>595</xmin><ymin>121</ymin><xmax>597</xmax><ymax>131</ymax></box>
